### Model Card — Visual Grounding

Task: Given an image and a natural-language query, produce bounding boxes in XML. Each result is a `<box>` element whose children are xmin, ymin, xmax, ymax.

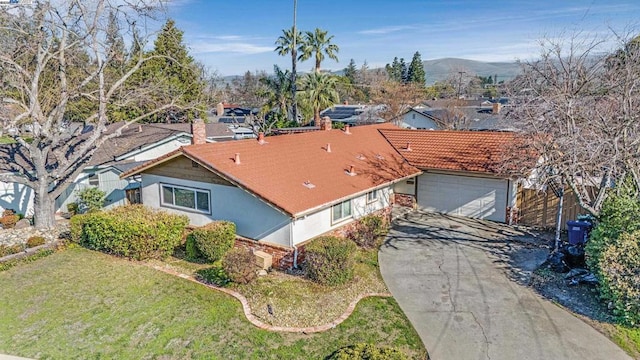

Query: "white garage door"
<box><xmin>417</xmin><ymin>173</ymin><xmax>508</xmax><ymax>222</ymax></box>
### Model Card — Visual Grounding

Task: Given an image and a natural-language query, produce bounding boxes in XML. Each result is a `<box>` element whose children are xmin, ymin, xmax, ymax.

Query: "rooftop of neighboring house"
<box><xmin>407</xmin><ymin>99</ymin><xmax>514</xmax><ymax>131</ymax></box>
<box><xmin>319</xmin><ymin>104</ymin><xmax>386</xmax><ymax>125</ymax></box>
<box><xmin>379</xmin><ymin>128</ymin><xmax>516</xmax><ymax>174</ymax></box>
<box><xmin>123</xmin><ymin>123</ymin><xmax>422</xmax><ymax>217</ymax></box>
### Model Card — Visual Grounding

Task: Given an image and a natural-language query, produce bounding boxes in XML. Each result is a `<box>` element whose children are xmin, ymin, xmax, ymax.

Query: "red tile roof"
<box><xmin>380</xmin><ymin>128</ymin><xmax>516</xmax><ymax>174</ymax></box>
<box><xmin>124</xmin><ymin>124</ymin><xmax>421</xmax><ymax>217</ymax></box>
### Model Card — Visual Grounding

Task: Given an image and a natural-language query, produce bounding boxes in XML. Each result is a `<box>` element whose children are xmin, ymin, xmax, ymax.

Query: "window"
<box><xmin>332</xmin><ymin>200</ymin><xmax>352</xmax><ymax>223</ymax></box>
<box><xmin>366</xmin><ymin>190</ymin><xmax>379</xmax><ymax>203</ymax></box>
<box><xmin>88</xmin><ymin>173</ymin><xmax>99</xmax><ymax>186</ymax></box>
<box><xmin>161</xmin><ymin>184</ymin><xmax>210</xmax><ymax>213</ymax></box>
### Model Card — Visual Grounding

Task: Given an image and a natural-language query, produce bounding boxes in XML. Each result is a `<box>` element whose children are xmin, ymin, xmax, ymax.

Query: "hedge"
<box><xmin>186</xmin><ymin>221</ymin><xmax>236</xmax><ymax>262</ymax></box>
<box><xmin>74</xmin><ymin>205</ymin><xmax>188</xmax><ymax>260</ymax></box>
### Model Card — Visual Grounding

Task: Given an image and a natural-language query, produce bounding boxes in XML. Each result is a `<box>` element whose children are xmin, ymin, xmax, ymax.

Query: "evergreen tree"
<box><xmin>138</xmin><ymin>19</ymin><xmax>205</xmax><ymax>122</ymax></box>
<box><xmin>407</xmin><ymin>51</ymin><xmax>426</xmax><ymax>86</ymax></box>
<box><xmin>344</xmin><ymin>58</ymin><xmax>357</xmax><ymax>84</ymax></box>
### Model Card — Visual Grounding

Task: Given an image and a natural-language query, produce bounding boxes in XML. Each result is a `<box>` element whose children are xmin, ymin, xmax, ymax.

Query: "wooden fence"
<box><xmin>516</xmin><ymin>187</ymin><xmax>586</xmax><ymax>230</ymax></box>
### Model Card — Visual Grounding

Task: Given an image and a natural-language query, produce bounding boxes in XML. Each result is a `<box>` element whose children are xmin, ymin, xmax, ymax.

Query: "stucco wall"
<box><xmin>0</xmin><ymin>180</ymin><xmax>34</xmax><ymax>216</ymax></box>
<box><xmin>291</xmin><ymin>186</ymin><xmax>392</xmax><ymax>246</ymax></box>
<box><xmin>141</xmin><ymin>174</ymin><xmax>291</xmax><ymax>246</ymax></box>
<box><xmin>401</xmin><ymin>112</ymin><xmax>440</xmax><ymax>130</ymax></box>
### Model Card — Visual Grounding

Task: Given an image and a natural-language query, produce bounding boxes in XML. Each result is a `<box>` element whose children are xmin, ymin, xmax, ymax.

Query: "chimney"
<box><xmin>216</xmin><ymin>102</ymin><xmax>225</xmax><ymax>116</ymax></box>
<box><xmin>191</xmin><ymin>119</ymin><xmax>206</xmax><ymax>145</ymax></box>
<box><xmin>320</xmin><ymin>116</ymin><xmax>332</xmax><ymax>131</ymax></box>
<box><xmin>234</xmin><ymin>153</ymin><xmax>241</xmax><ymax>165</ymax></box>
<box><xmin>344</xmin><ymin>124</ymin><xmax>351</xmax><ymax>135</ymax></box>
<box><xmin>326</xmin><ymin>143</ymin><xmax>331</xmax><ymax>153</ymax></box>
<box><xmin>492</xmin><ymin>102</ymin><xmax>501</xmax><ymax>114</ymax></box>
<box><xmin>138</xmin><ymin>124</ymin><xmax>142</xmax><ymax>133</ymax></box>
<box><xmin>257</xmin><ymin>132</ymin><xmax>265</xmax><ymax>144</ymax></box>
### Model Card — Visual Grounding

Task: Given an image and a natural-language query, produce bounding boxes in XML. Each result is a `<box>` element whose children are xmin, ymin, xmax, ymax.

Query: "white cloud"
<box><xmin>358</xmin><ymin>25</ymin><xmax>417</xmax><ymax>35</ymax></box>
<box><xmin>190</xmin><ymin>41</ymin><xmax>273</xmax><ymax>54</ymax></box>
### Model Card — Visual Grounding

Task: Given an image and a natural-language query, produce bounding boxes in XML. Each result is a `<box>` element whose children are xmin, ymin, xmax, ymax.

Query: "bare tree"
<box><xmin>507</xmin><ymin>31</ymin><xmax>640</xmax><ymax>215</ymax></box>
<box><xmin>371</xmin><ymin>81</ymin><xmax>424</xmax><ymax>122</ymax></box>
<box><xmin>0</xmin><ymin>0</ymin><xmax>194</xmax><ymax>228</ymax></box>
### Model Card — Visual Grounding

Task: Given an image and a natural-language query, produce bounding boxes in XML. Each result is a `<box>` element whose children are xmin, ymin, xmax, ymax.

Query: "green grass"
<box><xmin>611</xmin><ymin>325</ymin><xmax>640</xmax><ymax>358</ymax></box>
<box><xmin>0</xmin><ymin>247</ymin><xmax>426</xmax><ymax>359</ymax></box>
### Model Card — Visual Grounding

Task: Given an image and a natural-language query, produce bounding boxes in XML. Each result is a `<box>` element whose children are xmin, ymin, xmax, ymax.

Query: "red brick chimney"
<box><xmin>191</xmin><ymin>119</ymin><xmax>206</xmax><ymax>145</ymax></box>
<box><xmin>320</xmin><ymin>116</ymin><xmax>332</xmax><ymax>131</ymax></box>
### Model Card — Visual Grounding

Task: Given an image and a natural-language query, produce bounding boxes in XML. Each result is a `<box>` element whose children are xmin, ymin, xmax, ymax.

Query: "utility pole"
<box><xmin>291</xmin><ymin>0</ymin><xmax>298</xmax><ymax>124</ymax></box>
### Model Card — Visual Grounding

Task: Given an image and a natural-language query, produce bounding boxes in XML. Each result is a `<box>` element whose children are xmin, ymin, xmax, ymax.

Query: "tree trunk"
<box><xmin>33</xmin><ymin>184</ymin><xmax>56</xmax><ymax>229</ymax></box>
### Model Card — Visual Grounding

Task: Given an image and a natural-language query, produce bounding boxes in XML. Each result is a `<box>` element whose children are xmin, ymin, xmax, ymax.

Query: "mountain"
<box><xmin>422</xmin><ymin>58</ymin><xmax>522</xmax><ymax>85</ymax></box>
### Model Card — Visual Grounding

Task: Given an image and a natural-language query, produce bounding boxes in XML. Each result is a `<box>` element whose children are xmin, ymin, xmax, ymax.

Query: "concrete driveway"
<box><xmin>379</xmin><ymin>210</ymin><xmax>631</xmax><ymax>360</ymax></box>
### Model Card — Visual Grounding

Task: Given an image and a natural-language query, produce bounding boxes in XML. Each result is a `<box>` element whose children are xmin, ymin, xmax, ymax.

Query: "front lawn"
<box><xmin>0</xmin><ymin>247</ymin><xmax>426</xmax><ymax>359</ymax></box>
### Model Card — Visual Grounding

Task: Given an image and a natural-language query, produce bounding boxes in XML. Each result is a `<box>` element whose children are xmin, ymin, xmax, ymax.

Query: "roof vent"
<box><xmin>404</xmin><ymin>142</ymin><xmax>412</xmax><ymax>151</ymax></box>
<box><xmin>346</xmin><ymin>165</ymin><xmax>357</xmax><ymax>176</ymax></box>
<box><xmin>302</xmin><ymin>180</ymin><xmax>316</xmax><ymax>189</ymax></box>
<box><xmin>344</xmin><ymin>124</ymin><xmax>351</xmax><ymax>135</ymax></box>
<box><xmin>257</xmin><ymin>132</ymin><xmax>266</xmax><ymax>144</ymax></box>
<box><xmin>234</xmin><ymin>153</ymin><xmax>241</xmax><ymax>165</ymax></box>
<box><xmin>325</xmin><ymin>143</ymin><xmax>331</xmax><ymax>153</ymax></box>
<box><xmin>375</xmin><ymin>154</ymin><xmax>384</xmax><ymax>160</ymax></box>
<box><xmin>356</xmin><ymin>154</ymin><xmax>366</xmax><ymax>160</ymax></box>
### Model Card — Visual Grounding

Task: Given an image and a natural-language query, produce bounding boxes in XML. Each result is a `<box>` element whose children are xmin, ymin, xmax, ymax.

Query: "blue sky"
<box><xmin>167</xmin><ymin>0</ymin><xmax>640</xmax><ymax>76</ymax></box>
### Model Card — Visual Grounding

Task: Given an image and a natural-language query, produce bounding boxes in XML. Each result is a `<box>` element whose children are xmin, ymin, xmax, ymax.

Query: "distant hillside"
<box><xmin>422</xmin><ymin>58</ymin><xmax>522</xmax><ymax>85</ymax></box>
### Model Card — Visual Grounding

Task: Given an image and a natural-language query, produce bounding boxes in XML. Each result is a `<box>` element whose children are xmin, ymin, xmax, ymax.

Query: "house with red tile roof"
<box><xmin>122</xmin><ymin>123</ymin><xmax>422</xmax><ymax>267</ymax></box>
<box><xmin>123</xmin><ymin>121</ymin><xmax>523</xmax><ymax>268</ymax></box>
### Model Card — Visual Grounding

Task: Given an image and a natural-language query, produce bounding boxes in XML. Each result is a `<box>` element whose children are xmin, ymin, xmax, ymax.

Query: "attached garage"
<box><xmin>417</xmin><ymin>172</ymin><xmax>510</xmax><ymax>222</ymax></box>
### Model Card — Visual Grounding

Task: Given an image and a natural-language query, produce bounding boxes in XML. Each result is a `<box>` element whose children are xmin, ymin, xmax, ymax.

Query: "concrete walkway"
<box><xmin>379</xmin><ymin>211</ymin><xmax>631</xmax><ymax>360</ymax></box>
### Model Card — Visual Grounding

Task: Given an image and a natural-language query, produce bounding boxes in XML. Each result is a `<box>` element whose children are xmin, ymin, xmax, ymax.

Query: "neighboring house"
<box><xmin>319</xmin><ymin>104</ymin><xmax>385</xmax><ymax>126</ymax></box>
<box><xmin>0</xmin><ymin>121</ymin><xmax>235</xmax><ymax>216</ymax></box>
<box><xmin>380</xmin><ymin>128</ymin><xmax>518</xmax><ymax>223</ymax></box>
<box><xmin>122</xmin><ymin>122</ymin><xmax>422</xmax><ymax>267</ymax></box>
<box><xmin>397</xmin><ymin>102</ymin><xmax>514</xmax><ymax>131</ymax></box>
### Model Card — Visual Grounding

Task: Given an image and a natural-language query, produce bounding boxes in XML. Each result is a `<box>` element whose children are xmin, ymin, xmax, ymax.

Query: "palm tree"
<box><xmin>258</xmin><ymin>65</ymin><xmax>292</xmax><ymax>122</ymax></box>
<box><xmin>297</xmin><ymin>72</ymin><xmax>340</xmax><ymax>124</ymax></box>
<box><xmin>299</xmin><ymin>28</ymin><xmax>339</xmax><ymax>73</ymax></box>
<box><xmin>274</xmin><ymin>27</ymin><xmax>304</xmax><ymax>59</ymax></box>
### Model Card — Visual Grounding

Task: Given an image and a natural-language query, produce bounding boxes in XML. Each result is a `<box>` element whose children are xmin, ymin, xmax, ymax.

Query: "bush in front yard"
<box><xmin>78</xmin><ymin>205</ymin><xmax>188</xmax><ymax>260</ymax></box>
<box><xmin>26</xmin><ymin>236</ymin><xmax>45</xmax><ymax>248</ymax></box>
<box><xmin>195</xmin><ymin>266</ymin><xmax>231</xmax><ymax>287</ymax></box>
<box><xmin>222</xmin><ymin>248</ymin><xmax>257</xmax><ymax>284</ymax></box>
<box><xmin>328</xmin><ymin>343</ymin><xmax>409</xmax><ymax>360</ymax></box>
<box><xmin>69</xmin><ymin>214</ymin><xmax>89</xmax><ymax>243</ymax></box>
<box><xmin>186</xmin><ymin>221</ymin><xmax>236</xmax><ymax>262</ymax></box>
<box><xmin>347</xmin><ymin>214</ymin><xmax>390</xmax><ymax>249</ymax></box>
<box><xmin>304</xmin><ymin>236</ymin><xmax>356</xmax><ymax>286</ymax></box>
<box><xmin>599</xmin><ymin>231</ymin><xmax>640</xmax><ymax>326</ymax></box>
<box><xmin>76</xmin><ymin>187</ymin><xmax>106</xmax><ymax>213</ymax></box>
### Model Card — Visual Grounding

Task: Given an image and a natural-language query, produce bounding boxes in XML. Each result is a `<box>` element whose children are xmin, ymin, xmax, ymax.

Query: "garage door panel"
<box><xmin>418</xmin><ymin>173</ymin><xmax>507</xmax><ymax>222</ymax></box>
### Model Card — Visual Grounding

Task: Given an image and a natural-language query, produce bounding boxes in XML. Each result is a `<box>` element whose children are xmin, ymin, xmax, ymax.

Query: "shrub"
<box><xmin>26</xmin><ymin>236</ymin><xmax>46</xmax><ymax>248</ymax></box>
<box><xmin>185</xmin><ymin>236</ymin><xmax>201</xmax><ymax>260</ymax></box>
<box><xmin>585</xmin><ymin>182</ymin><xmax>640</xmax><ymax>281</ymax></box>
<box><xmin>304</xmin><ymin>236</ymin><xmax>357</xmax><ymax>286</ymax></box>
<box><xmin>66</xmin><ymin>202</ymin><xmax>79</xmax><ymax>215</ymax></box>
<box><xmin>0</xmin><ymin>214</ymin><xmax>19</xmax><ymax>229</ymax></box>
<box><xmin>195</xmin><ymin>266</ymin><xmax>231</xmax><ymax>287</ymax></box>
<box><xmin>599</xmin><ymin>231</ymin><xmax>640</xmax><ymax>326</ymax></box>
<box><xmin>186</xmin><ymin>221</ymin><xmax>236</xmax><ymax>262</ymax></box>
<box><xmin>69</xmin><ymin>214</ymin><xmax>89</xmax><ymax>243</ymax></box>
<box><xmin>2</xmin><ymin>209</ymin><xmax>15</xmax><ymax>217</ymax></box>
<box><xmin>348</xmin><ymin>214</ymin><xmax>389</xmax><ymax>248</ymax></box>
<box><xmin>79</xmin><ymin>205</ymin><xmax>189</xmax><ymax>260</ymax></box>
<box><xmin>222</xmin><ymin>248</ymin><xmax>257</xmax><ymax>284</ymax></box>
<box><xmin>76</xmin><ymin>187</ymin><xmax>106</xmax><ymax>213</ymax></box>
<box><xmin>0</xmin><ymin>244</ymin><xmax>24</xmax><ymax>257</ymax></box>
<box><xmin>328</xmin><ymin>343</ymin><xmax>409</xmax><ymax>360</ymax></box>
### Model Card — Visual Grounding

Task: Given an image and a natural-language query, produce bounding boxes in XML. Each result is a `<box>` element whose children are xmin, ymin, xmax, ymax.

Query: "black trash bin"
<box><xmin>566</xmin><ymin>221</ymin><xmax>591</xmax><ymax>245</ymax></box>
